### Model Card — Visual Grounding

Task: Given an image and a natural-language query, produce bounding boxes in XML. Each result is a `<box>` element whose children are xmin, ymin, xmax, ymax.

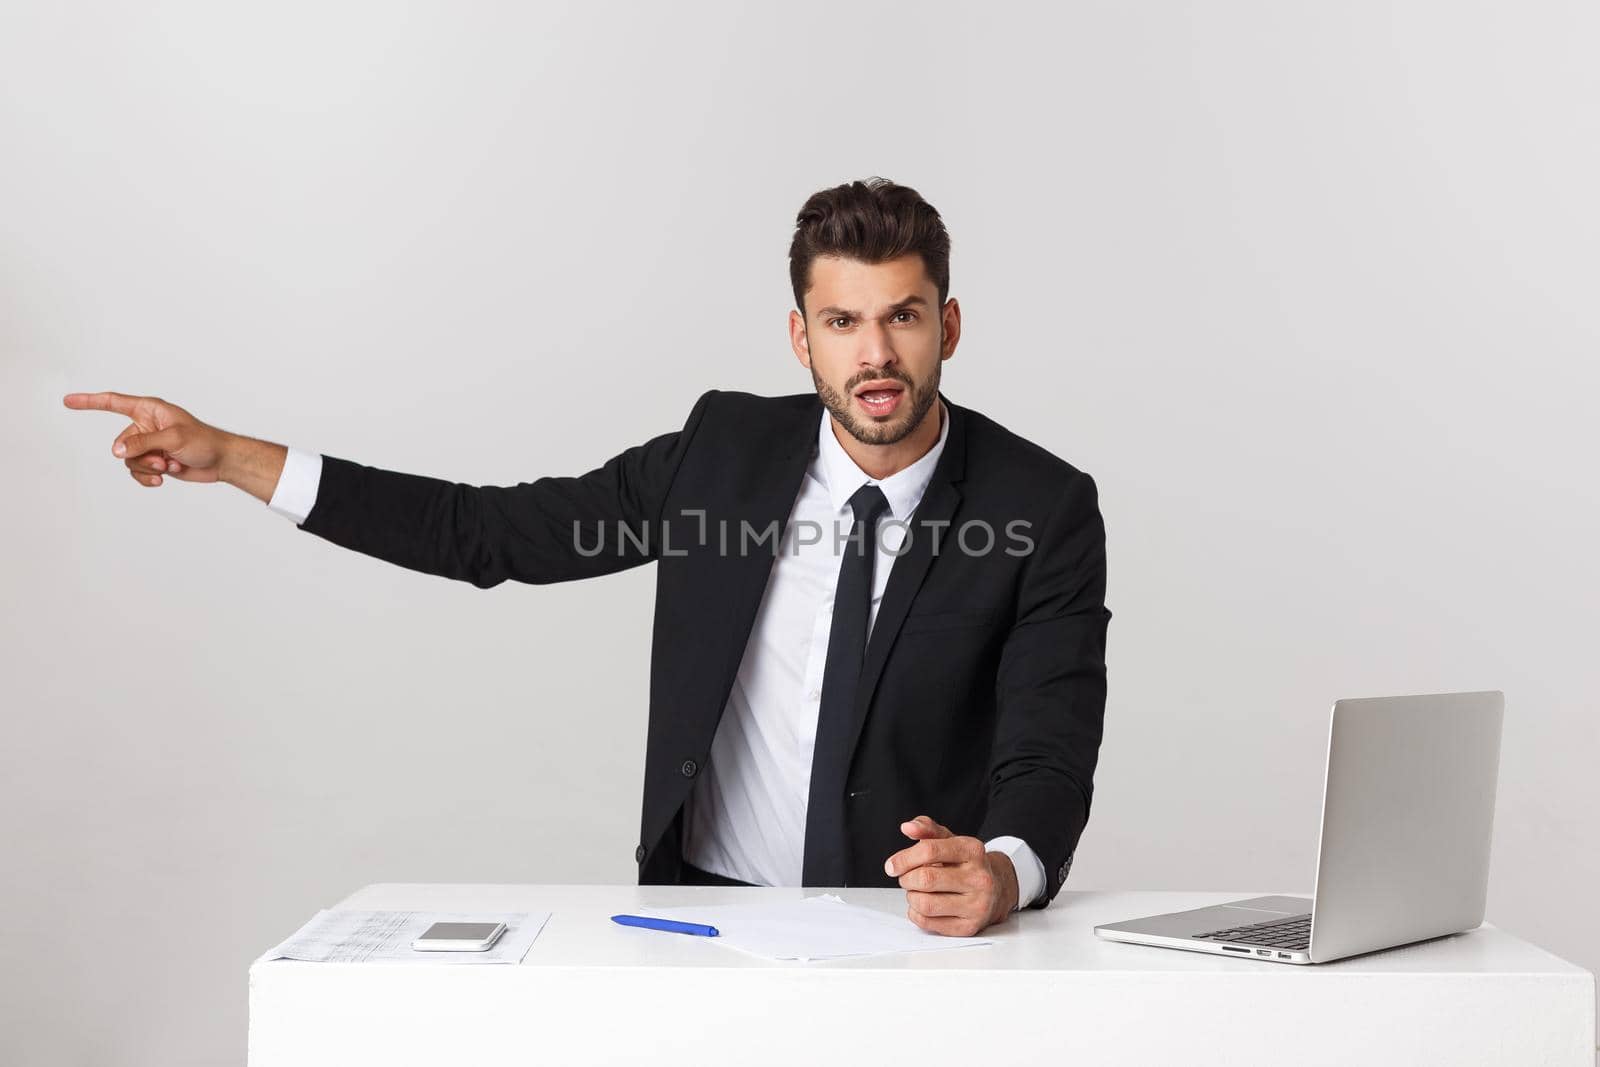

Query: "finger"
<box><xmin>906</xmin><ymin>889</ymin><xmax>974</xmax><ymax>918</ymax></box>
<box><xmin>906</xmin><ymin>904</ymin><xmax>986</xmax><ymax>938</ymax></box>
<box><xmin>112</xmin><ymin>422</ymin><xmax>141</xmax><ymax>456</ymax></box>
<box><xmin>118</xmin><ymin>428</ymin><xmax>181</xmax><ymax>473</ymax></box>
<box><xmin>64</xmin><ymin>391</ymin><xmax>144</xmax><ymax>417</ymax></box>
<box><xmin>900</xmin><ymin>815</ymin><xmax>953</xmax><ymax>839</ymax></box>
<box><xmin>885</xmin><ymin>835</ymin><xmax>978</xmax><ymax>877</ymax></box>
<box><xmin>899</xmin><ymin>862</ymin><xmax>983</xmax><ymax>894</ymax></box>
<box><xmin>116</xmin><ymin>427</ymin><xmax>182</xmax><ymax>459</ymax></box>
<box><xmin>129</xmin><ymin>469</ymin><xmax>163</xmax><ymax>487</ymax></box>
<box><xmin>885</xmin><ymin>839</ymin><xmax>940</xmax><ymax>877</ymax></box>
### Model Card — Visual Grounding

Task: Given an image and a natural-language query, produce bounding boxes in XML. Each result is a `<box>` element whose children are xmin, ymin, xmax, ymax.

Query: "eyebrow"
<box><xmin>814</xmin><ymin>294</ymin><xmax>929</xmax><ymax>321</ymax></box>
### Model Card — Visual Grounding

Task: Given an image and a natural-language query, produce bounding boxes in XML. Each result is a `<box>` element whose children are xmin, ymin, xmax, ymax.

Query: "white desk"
<box><xmin>248</xmin><ymin>883</ymin><xmax>1594</xmax><ymax>1066</ymax></box>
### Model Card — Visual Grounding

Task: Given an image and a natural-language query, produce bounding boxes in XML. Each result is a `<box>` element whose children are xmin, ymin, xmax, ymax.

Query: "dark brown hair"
<box><xmin>788</xmin><ymin>176</ymin><xmax>951</xmax><ymax>318</ymax></box>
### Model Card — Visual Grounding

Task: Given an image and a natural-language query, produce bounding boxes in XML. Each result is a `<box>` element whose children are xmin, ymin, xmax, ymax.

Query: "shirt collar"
<box><xmin>817</xmin><ymin>396</ymin><xmax>949</xmax><ymax>520</ymax></box>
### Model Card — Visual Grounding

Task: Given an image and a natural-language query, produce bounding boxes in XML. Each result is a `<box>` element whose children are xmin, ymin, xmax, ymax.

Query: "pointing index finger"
<box><xmin>63</xmin><ymin>391</ymin><xmax>141</xmax><ymax>416</ymax></box>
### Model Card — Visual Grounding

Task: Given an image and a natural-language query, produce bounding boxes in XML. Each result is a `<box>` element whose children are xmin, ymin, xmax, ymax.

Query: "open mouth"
<box><xmin>854</xmin><ymin>382</ymin><xmax>905</xmax><ymax>416</ymax></box>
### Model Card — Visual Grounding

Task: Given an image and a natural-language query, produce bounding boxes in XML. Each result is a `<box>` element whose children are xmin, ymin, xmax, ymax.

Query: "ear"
<box><xmin>939</xmin><ymin>297</ymin><xmax>961</xmax><ymax>361</ymax></box>
<box><xmin>789</xmin><ymin>308</ymin><xmax>812</xmax><ymax>369</ymax></box>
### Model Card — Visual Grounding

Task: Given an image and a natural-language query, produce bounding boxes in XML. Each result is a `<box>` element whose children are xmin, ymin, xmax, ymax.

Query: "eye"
<box><xmin>893</xmin><ymin>311</ymin><xmax>917</xmax><ymax>323</ymax></box>
<box><xmin>829</xmin><ymin>317</ymin><xmax>852</xmax><ymax>328</ymax></box>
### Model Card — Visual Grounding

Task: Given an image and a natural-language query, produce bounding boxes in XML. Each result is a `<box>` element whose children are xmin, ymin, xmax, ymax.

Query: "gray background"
<box><xmin>3</xmin><ymin>1</ymin><xmax>1596</xmax><ymax>1063</ymax></box>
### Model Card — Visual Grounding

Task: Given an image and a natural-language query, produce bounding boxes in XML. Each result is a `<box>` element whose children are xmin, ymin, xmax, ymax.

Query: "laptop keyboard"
<box><xmin>1193</xmin><ymin>913</ymin><xmax>1311</xmax><ymax>950</ymax></box>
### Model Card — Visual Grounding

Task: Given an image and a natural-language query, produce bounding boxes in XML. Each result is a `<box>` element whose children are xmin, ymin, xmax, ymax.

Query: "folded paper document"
<box><xmin>636</xmin><ymin>893</ymin><xmax>996</xmax><ymax>962</ymax></box>
<box><xmin>259</xmin><ymin>910</ymin><xmax>550</xmax><ymax>965</ymax></box>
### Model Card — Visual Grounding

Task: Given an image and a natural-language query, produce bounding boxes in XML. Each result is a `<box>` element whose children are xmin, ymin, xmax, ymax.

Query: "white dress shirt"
<box><xmin>267</xmin><ymin>401</ymin><xmax>1046</xmax><ymax>909</ymax></box>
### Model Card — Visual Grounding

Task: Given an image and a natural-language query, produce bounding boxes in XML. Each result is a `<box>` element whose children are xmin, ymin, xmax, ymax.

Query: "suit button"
<box><xmin>681</xmin><ymin>759</ymin><xmax>698</xmax><ymax>778</ymax></box>
<box><xmin>636</xmin><ymin>844</ymin><xmax>647</xmax><ymax>863</ymax></box>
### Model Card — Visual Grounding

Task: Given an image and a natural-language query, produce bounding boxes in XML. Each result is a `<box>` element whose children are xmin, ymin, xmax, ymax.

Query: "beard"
<box><xmin>810</xmin><ymin>334</ymin><xmax>943</xmax><ymax>448</ymax></box>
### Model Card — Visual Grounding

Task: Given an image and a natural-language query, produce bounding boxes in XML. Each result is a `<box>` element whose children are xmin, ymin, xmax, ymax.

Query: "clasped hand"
<box><xmin>883</xmin><ymin>815</ymin><xmax>1018</xmax><ymax>937</ymax></box>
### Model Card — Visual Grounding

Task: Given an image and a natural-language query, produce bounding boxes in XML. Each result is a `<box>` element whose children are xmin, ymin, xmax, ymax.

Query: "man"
<box><xmin>65</xmin><ymin>176</ymin><xmax>1110</xmax><ymax>937</ymax></box>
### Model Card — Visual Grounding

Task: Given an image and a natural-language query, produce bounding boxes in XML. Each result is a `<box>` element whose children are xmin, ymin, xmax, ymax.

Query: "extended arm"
<box><xmin>64</xmin><ymin>387</ymin><xmax>718</xmax><ymax>589</ymax></box>
<box><xmin>289</xmin><ymin>390</ymin><xmax>717</xmax><ymax>588</ymax></box>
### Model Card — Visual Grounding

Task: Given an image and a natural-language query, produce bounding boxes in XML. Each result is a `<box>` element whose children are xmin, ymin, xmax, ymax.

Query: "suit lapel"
<box><xmin>706</xmin><ymin>395</ymin><xmax>821</xmax><ymax>727</ymax></box>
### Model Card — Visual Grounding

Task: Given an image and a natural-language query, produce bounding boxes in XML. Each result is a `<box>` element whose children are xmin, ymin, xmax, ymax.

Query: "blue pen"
<box><xmin>611</xmin><ymin>914</ymin><xmax>720</xmax><ymax>937</ymax></box>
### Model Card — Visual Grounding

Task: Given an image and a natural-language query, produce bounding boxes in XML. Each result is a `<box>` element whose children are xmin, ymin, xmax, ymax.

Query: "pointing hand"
<box><xmin>63</xmin><ymin>391</ymin><xmax>229</xmax><ymax>488</ymax></box>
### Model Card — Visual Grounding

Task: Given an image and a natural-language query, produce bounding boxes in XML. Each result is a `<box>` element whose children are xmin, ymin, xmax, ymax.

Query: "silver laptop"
<box><xmin>1094</xmin><ymin>690</ymin><xmax>1504</xmax><ymax>965</ymax></box>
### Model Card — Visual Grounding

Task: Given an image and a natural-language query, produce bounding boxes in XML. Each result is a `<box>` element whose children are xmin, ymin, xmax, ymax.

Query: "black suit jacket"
<box><xmin>295</xmin><ymin>388</ymin><xmax>1110</xmax><ymax>908</ymax></box>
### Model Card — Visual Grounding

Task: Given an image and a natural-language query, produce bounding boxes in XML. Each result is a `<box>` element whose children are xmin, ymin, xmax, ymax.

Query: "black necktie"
<box><xmin>802</xmin><ymin>483</ymin><xmax>892</xmax><ymax>887</ymax></box>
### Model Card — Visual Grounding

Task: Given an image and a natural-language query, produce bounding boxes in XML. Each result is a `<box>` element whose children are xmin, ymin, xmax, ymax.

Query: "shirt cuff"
<box><xmin>984</xmin><ymin>834</ymin><xmax>1047</xmax><ymax>910</ymax></box>
<box><xmin>266</xmin><ymin>446</ymin><xmax>323</xmax><ymax>526</ymax></box>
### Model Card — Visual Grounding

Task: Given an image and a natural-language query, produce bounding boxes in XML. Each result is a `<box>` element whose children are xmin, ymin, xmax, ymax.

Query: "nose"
<box><xmin>857</xmin><ymin>322</ymin><xmax>898</xmax><ymax>374</ymax></box>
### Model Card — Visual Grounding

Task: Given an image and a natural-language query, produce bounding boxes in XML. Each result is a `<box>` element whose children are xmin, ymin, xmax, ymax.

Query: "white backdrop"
<box><xmin>3</xmin><ymin>2</ymin><xmax>1596</xmax><ymax>1063</ymax></box>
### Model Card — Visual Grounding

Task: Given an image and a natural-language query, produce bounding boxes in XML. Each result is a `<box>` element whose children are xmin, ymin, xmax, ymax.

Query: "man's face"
<box><xmin>790</xmin><ymin>253</ymin><xmax>959</xmax><ymax>447</ymax></box>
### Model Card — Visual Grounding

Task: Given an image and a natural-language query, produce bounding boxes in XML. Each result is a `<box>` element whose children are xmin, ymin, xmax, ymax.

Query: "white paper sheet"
<box><xmin>258</xmin><ymin>910</ymin><xmax>550</xmax><ymax>965</ymax></box>
<box><xmin>637</xmin><ymin>893</ymin><xmax>995</xmax><ymax>962</ymax></box>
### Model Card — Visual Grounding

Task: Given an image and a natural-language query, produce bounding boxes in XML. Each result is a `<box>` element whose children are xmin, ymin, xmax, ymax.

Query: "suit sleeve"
<box><xmin>294</xmin><ymin>389</ymin><xmax>718</xmax><ymax>589</ymax></box>
<box><xmin>977</xmin><ymin>469</ymin><xmax>1110</xmax><ymax>909</ymax></box>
